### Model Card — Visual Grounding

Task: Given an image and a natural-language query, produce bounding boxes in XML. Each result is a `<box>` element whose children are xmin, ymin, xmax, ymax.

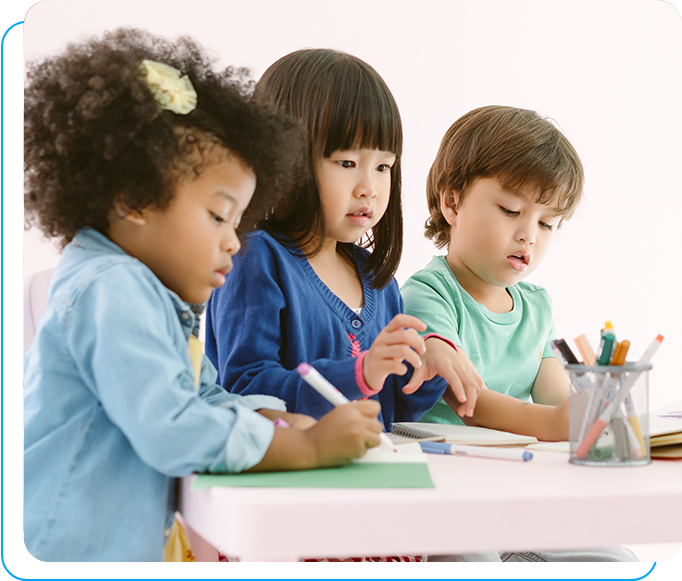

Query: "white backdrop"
<box><xmin>7</xmin><ymin>0</ymin><xmax>682</xmax><ymax>576</ymax></box>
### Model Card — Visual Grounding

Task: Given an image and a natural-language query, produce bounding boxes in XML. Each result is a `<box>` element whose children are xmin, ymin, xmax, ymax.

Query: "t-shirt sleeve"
<box><xmin>401</xmin><ymin>269</ymin><xmax>463</xmax><ymax>347</ymax></box>
<box><xmin>65</xmin><ymin>265</ymin><xmax>275</xmax><ymax>476</ymax></box>
<box><xmin>541</xmin><ymin>294</ymin><xmax>557</xmax><ymax>359</ymax></box>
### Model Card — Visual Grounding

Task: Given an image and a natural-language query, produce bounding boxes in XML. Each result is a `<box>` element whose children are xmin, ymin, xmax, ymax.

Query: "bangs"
<box><xmin>317</xmin><ymin>59</ymin><xmax>402</xmax><ymax>157</ymax></box>
<box><xmin>496</xmin><ymin>160</ymin><xmax>583</xmax><ymax>220</ymax></box>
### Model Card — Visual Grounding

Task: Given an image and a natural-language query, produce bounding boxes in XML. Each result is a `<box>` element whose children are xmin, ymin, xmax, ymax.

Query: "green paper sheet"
<box><xmin>191</xmin><ymin>461</ymin><xmax>434</xmax><ymax>490</ymax></box>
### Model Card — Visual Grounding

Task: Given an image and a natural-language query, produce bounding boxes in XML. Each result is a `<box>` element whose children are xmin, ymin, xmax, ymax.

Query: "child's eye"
<box><xmin>500</xmin><ymin>206</ymin><xmax>519</xmax><ymax>216</ymax></box>
<box><xmin>539</xmin><ymin>221</ymin><xmax>555</xmax><ymax>231</ymax></box>
<box><xmin>376</xmin><ymin>164</ymin><xmax>392</xmax><ymax>173</ymax></box>
<box><xmin>337</xmin><ymin>160</ymin><xmax>355</xmax><ymax>169</ymax></box>
<box><xmin>210</xmin><ymin>212</ymin><xmax>226</xmax><ymax>224</ymax></box>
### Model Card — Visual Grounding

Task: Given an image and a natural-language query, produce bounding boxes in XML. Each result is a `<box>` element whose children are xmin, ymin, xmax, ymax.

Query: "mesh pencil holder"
<box><xmin>566</xmin><ymin>363</ymin><xmax>651</xmax><ymax>466</ymax></box>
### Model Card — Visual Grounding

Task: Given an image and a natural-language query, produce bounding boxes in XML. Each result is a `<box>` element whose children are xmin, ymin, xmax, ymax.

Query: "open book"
<box><xmin>390</xmin><ymin>422</ymin><xmax>538</xmax><ymax>447</ymax></box>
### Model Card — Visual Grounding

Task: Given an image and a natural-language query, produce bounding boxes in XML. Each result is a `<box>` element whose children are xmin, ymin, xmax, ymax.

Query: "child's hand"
<box><xmin>363</xmin><ymin>314</ymin><xmax>427</xmax><ymax>391</ymax></box>
<box><xmin>306</xmin><ymin>400</ymin><xmax>383</xmax><ymax>467</ymax></box>
<box><xmin>257</xmin><ymin>408</ymin><xmax>318</xmax><ymax>430</ymax></box>
<box><xmin>403</xmin><ymin>337</ymin><xmax>486</xmax><ymax>418</ymax></box>
<box><xmin>284</xmin><ymin>413</ymin><xmax>317</xmax><ymax>430</ymax></box>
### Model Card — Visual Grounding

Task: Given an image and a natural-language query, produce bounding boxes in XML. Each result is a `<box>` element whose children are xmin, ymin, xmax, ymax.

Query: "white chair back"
<box><xmin>24</xmin><ymin>268</ymin><xmax>55</xmax><ymax>355</ymax></box>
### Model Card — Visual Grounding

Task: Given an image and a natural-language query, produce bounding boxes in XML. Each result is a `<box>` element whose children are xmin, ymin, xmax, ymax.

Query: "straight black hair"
<box><xmin>254</xmin><ymin>48</ymin><xmax>403</xmax><ymax>289</ymax></box>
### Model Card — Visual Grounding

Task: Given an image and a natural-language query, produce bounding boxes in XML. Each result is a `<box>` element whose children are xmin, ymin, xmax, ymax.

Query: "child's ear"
<box><xmin>440</xmin><ymin>190</ymin><xmax>459</xmax><ymax>226</ymax></box>
<box><xmin>112</xmin><ymin>196</ymin><xmax>148</xmax><ymax>226</ymax></box>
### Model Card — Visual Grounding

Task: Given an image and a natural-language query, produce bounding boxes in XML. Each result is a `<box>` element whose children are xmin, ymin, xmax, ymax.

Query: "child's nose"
<box><xmin>515</xmin><ymin>221</ymin><xmax>537</xmax><ymax>245</ymax></box>
<box><xmin>353</xmin><ymin>173</ymin><xmax>378</xmax><ymax>199</ymax></box>
<box><xmin>223</xmin><ymin>228</ymin><xmax>241</xmax><ymax>255</ymax></box>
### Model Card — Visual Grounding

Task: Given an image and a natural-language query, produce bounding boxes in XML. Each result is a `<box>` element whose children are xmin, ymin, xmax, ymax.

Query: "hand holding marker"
<box><xmin>296</xmin><ymin>363</ymin><xmax>398</xmax><ymax>452</ymax></box>
<box><xmin>575</xmin><ymin>335</ymin><xmax>664</xmax><ymax>459</ymax></box>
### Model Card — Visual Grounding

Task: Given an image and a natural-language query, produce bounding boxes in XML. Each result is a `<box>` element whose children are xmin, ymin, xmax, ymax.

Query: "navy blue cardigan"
<box><xmin>206</xmin><ymin>231</ymin><xmax>446</xmax><ymax>430</ymax></box>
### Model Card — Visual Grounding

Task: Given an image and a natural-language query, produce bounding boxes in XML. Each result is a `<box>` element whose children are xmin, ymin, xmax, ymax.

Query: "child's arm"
<box><xmin>461</xmin><ymin>389</ymin><xmax>570</xmax><ymax>441</ymax></box>
<box><xmin>530</xmin><ymin>356</ymin><xmax>571</xmax><ymax>405</ymax></box>
<box><xmin>402</xmin><ymin>337</ymin><xmax>486</xmax><ymax>418</ymax></box>
<box><xmin>248</xmin><ymin>400</ymin><xmax>382</xmax><ymax>471</ymax></box>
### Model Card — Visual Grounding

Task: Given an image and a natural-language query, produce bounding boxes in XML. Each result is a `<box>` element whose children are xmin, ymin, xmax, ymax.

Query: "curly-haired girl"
<box><xmin>24</xmin><ymin>28</ymin><xmax>384</xmax><ymax>562</ymax></box>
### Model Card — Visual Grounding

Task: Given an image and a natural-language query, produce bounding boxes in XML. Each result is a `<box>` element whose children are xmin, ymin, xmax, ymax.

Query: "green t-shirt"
<box><xmin>401</xmin><ymin>256</ymin><xmax>556</xmax><ymax>426</ymax></box>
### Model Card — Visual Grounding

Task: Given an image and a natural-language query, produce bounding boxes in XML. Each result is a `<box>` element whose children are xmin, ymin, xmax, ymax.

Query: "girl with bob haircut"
<box><xmin>206</xmin><ymin>48</ymin><xmax>455</xmax><ymax>443</ymax></box>
<box><xmin>23</xmin><ymin>29</ymin><xmax>385</xmax><ymax>562</ymax></box>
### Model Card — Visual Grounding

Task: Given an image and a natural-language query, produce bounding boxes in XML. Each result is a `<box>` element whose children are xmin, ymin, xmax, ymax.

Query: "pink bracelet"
<box><xmin>355</xmin><ymin>351</ymin><xmax>382</xmax><ymax>396</ymax></box>
<box><xmin>423</xmin><ymin>333</ymin><xmax>459</xmax><ymax>352</ymax></box>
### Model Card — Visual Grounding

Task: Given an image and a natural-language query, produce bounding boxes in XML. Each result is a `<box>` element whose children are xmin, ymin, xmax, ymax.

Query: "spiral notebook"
<box><xmin>390</xmin><ymin>422</ymin><xmax>538</xmax><ymax>447</ymax></box>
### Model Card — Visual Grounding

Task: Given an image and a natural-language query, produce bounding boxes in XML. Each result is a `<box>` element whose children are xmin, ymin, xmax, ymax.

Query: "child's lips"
<box><xmin>506</xmin><ymin>253</ymin><xmax>529</xmax><ymax>272</ymax></box>
<box><xmin>346</xmin><ymin>207</ymin><xmax>374</xmax><ymax>227</ymax></box>
<box><xmin>213</xmin><ymin>266</ymin><xmax>231</xmax><ymax>285</ymax></box>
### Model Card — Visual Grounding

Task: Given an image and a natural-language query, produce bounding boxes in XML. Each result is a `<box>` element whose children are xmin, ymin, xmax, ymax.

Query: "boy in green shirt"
<box><xmin>402</xmin><ymin>105</ymin><xmax>582</xmax><ymax>442</ymax></box>
<box><xmin>402</xmin><ymin>106</ymin><xmax>638</xmax><ymax>561</ymax></box>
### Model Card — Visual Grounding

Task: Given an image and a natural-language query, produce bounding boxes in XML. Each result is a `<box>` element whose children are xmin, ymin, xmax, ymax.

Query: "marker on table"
<box><xmin>575</xmin><ymin>335</ymin><xmax>664</xmax><ymax>459</ymax></box>
<box><xmin>296</xmin><ymin>362</ymin><xmax>398</xmax><ymax>452</ymax></box>
<box><xmin>420</xmin><ymin>441</ymin><xmax>533</xmax><ymax>462</ymax></box>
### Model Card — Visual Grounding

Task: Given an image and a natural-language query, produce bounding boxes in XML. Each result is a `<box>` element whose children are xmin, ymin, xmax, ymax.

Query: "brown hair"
<box><xmin>425</xmin><ymin>105</ymin><xmax>584</xmax><ymax>248</ymax></box>
<box><xmin>253</xmin><ymin>48</ymin><xmax>403</xmax><ymax>289</ymax></box>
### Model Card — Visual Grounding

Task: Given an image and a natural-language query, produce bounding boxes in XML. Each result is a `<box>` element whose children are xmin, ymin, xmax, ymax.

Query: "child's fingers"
<box><xmin>383</xmin><ymin>314</ymin><xmax>428</xmax><ymax>334</ymax></box>
<box><xmin>351</xmin><ymin>399</ymin><xmax>381</xmax><ymax>418</ymax></box>
<box><xmin>458</xmin><ymin>372</ymin><xmax>487</xmax><ymax>417</ymax></box>
<box><xmin>381</xmin><ymin>328</ymin><xmax>426</xmax><ymax>354</ymax></box>
<box><xmin>402</xmin><ymin>363</ymin><xmax>427</xmax><ymax>394</ymax></box>
<box><xmin>447</xmin><ymin>375</ymin><xmax>467</xmax><ymax>406</ymax></box>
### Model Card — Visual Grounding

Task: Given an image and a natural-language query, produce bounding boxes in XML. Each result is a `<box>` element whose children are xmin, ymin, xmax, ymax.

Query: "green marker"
<box><xmin>597</xmin><ymin>321</ymin><xmax>616</xmax><ymax>365</ymax></box>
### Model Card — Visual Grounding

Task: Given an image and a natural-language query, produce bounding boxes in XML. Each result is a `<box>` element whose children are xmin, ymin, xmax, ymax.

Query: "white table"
<box><xmin>179</xmin><ymin>450</ymin><xmax>682</xmax><ymax>562</ymax></box>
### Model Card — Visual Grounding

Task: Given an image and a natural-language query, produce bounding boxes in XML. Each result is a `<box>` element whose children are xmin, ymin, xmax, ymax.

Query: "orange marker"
<box><xmin>611</xmin><ymin>340</ymin><xmax>631</xmax><ymax>366</ymax></box>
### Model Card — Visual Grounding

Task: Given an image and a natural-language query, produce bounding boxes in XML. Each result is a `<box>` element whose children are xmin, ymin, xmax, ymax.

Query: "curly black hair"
<box><xmin>24</xmin><ymin>28</ymin><xmax>302</xmax><ymax>247</ymax></box>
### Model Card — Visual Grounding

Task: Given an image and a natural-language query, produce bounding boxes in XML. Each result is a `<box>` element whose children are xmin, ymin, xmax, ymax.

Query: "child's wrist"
<box><xmin>357</xmin><ymin>351</ymin><xmax>382</xmax><ymax>396</ymax></box>
<box><xmin>424</xmin><ymin>333</ymin><xmax>459</xmax><ymax>352</ymax></box>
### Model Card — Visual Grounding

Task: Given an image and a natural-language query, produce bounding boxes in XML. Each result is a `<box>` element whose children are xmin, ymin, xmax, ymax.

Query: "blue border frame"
<box><xmin>0</xmin><ymin>22</ymin><xmax>24</xmax><ymax>579</ymax></box>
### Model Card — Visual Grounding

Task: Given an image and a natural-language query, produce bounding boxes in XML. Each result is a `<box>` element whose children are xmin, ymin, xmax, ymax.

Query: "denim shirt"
<box><xmin>24</xmin><ymin>228</ymin><xmax>286</xmax><ymax>561</ymax></box>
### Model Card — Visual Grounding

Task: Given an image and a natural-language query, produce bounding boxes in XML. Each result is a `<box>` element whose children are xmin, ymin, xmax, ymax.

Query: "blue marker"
<box><xmin>420</xmin><ymin>441</ymin><xmax>533</xmax><ymax>462</ymax></box>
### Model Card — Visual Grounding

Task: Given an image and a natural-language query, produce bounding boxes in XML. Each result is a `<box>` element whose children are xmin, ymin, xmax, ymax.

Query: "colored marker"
<box><xmin>574</xmin><ymin>334</ymin><xmax>596</xmax><ymax>366</ymax></box>
<box><xmin>550</xmin><ymin>340</ymin><xmax>567</xmax><ymax>364</ymax></box>
<box><xmin>553</xmin><ymin>339</ymin><xmax>580</xmax><ymax>364</ymax></box>
<box><xmin>575</xmin><ymin>335</ymin><xmax>663</xmax><ymax>459</ymax></box>
<box><xmin>296</xmin><ymin>362</ymin><xmax>397</xmax><ymax>452</ymax></box>
<box><xmin>611</xmin><ymin>340</ymin><xmax>630</xmax><ymax>366</ymax></box>
<box><xmin>597</xmin><ymin>335</ymin><xmax>615</xmax><ymax>365</ymax></box>
<box><xmin>610</xmin><ymin>339</ymin><xmax>644</xmax><ymax>452</ymax></box>
<box><xmin>420</xmin><ymin>441</ymin><xmax>533</xmax><ymax>462</ymax></box>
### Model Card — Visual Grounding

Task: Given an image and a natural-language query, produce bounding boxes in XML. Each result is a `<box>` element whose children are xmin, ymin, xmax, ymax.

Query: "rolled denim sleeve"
<box><xmin>65</xmin><ymin>264</ymin><xmax>275</xmax><ymax>476</ymax></box>
<box><xmin>198</xmin><ymin>354</ymin><xmax>287</xmax><ymax>412</ymax></box>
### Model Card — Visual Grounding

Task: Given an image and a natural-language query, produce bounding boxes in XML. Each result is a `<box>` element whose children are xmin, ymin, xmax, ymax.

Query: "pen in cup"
<box><xmin>296</xmin><ymin>362</ymin><xmax>398</xmax><ymax>452</ymax></box>
<box><xmin>575</xmin><ymin>334</ymin><xmax>663</xmax><ymax>459</ymax></box>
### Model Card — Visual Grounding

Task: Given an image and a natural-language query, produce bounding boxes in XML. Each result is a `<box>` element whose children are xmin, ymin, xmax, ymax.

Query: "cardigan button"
<box><xmin>351</xmin><ymin>319</ymin><xmax>362</xmax><ymax>329</ymax></box>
